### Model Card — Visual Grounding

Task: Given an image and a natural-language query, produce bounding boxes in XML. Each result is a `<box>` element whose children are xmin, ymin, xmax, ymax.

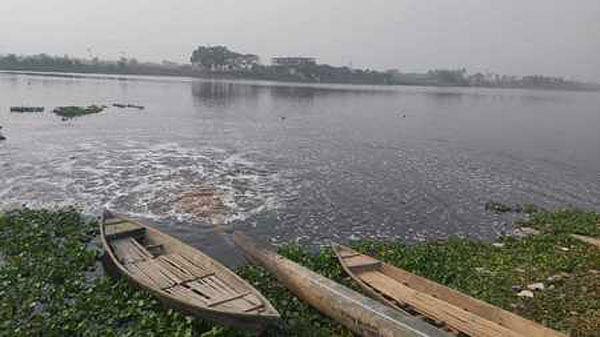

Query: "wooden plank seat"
<box><xmin>340</xmin><ymin>252</ymin><xmax>362</xmax><ymax>259</ymax></box>
<box><xmin>104</xmin><ymin>221</ymin><xmax>145</xmax><ymax>240</ymax></box>
<box><xmin>344</xmin><ymin>255</ymin><xmax>382</xmax><ymax>270</ymax></box>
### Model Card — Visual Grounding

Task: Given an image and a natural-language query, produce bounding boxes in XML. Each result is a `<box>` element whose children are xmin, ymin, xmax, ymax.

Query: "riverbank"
<box><xmin>1</xmin><ymin>207</ymin><xmax>598</xmax><ymax>336</ymax></box>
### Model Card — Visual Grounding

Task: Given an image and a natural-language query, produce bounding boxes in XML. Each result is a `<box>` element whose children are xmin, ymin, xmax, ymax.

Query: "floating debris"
<box><xmin>485</xmin><ymin>201</ymin><xmax>540</xmax><ymax>214</ymax></box>
<box><xmin>485</xmin><ymin>201</ymin><xmax>513</xmax><ymax>213</ymax></box>
<box><xmin>53</xmin><ymin>105</ymin><xmax>106</xmax><ymax>118</ymax></box>
<box><xmin>113</xmin><ymin>103</ymin><xmax>144</xmax><ymax>110</ymax></box>
<box><xmin>174</xmin><ymin>186</ymin><xmax>226</xmax><ymax>219</ymax></box>
<box><xmin>9</xmin><ymin>106</ymin><xmax>44</xmax><ymax>112</ymax></box>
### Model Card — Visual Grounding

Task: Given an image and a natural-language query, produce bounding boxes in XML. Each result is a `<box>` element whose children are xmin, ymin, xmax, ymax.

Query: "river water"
<box><xmin>1</xmin><ymin>72</ymin><xmax>599</xmax><ymax>264</ymax></box>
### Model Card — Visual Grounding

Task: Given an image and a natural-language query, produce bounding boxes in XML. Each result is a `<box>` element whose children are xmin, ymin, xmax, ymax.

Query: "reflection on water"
<box><xmin>1</xmin><ymin>73</ymin><xmax>600</xmax><ymax>265</ymax></box>
<box><xmin>192</xmin><ymin>81</ymin><xmax>262</xmax><ymax>107</ymax></box>
<box><xmin>190</xmin><ymin>80</ymin><xmax>399</xmax><ymax>107</ymax></box>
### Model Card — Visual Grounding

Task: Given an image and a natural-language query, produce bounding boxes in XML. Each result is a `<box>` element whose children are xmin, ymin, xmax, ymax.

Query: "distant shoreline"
<box><xmin>1</xmin><ymin>67</ymin><xmax>599</xmax><ymax>93</ymax></box>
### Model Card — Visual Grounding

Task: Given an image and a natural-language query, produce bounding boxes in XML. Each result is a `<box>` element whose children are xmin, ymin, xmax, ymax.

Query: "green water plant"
<box><xmin>1</xmin><ymin>207</ymin><xmax>598</xmax><ymax>336</ymax></box>
<box><xmin>53</xmin><ymin>105</ymin><xmax>105</xmax><ymax>118</ymax></box>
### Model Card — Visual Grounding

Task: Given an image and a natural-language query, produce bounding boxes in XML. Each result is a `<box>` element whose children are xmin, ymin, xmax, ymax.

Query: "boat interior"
<box><xmin>103</xmin><ymin>217</ymin><xmax>272</xmax><ymax>315</ymax></box>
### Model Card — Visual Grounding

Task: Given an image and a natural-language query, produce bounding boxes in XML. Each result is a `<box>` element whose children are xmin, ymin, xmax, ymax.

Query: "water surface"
<box><xmin>1</xmin><ymin>72</ymin><xmax>599</xmax><ymax>264</ymax></box>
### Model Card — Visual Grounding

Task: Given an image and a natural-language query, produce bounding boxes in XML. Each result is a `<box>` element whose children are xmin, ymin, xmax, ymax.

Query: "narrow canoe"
<box><xmin>332</xmin><ymin>243</ymin><xmax>568</xmax><ymax>337</ymax></box>
<box><xmin>100</xmin><ymin>210</ymin><xmax>280</xmax><ymax>332</ymax></box>
<box><xmin>233</xmin><ymin>232</ymin><xmax>452</xmax><ymax>337</ymax></box>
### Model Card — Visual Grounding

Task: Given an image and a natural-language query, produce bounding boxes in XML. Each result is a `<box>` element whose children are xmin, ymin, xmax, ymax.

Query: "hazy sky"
<box><xmin>2</xmin><ymin>0</ymin><xmax>599</xmax><ymax>81</ymax></box>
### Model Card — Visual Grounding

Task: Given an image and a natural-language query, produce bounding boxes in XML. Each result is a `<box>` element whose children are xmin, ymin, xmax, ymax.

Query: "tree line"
<box><xmin>1</xmin><ymin>49</ymin><xmax>598</xmax><ymax>91</ymax></box>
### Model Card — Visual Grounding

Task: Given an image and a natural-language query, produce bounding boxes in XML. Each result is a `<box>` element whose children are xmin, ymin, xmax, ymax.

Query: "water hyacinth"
<box><xmin>1</xmin><ymin>207</ymin><xmax>599</xmax><ymax>336</ymax></box>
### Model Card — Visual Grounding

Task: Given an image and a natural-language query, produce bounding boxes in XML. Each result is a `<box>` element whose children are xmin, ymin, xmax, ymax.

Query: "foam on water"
<box><xmin>0</xmin><ymin>140</ymin><xmax>283</xmax><ymax>236</ymax></box>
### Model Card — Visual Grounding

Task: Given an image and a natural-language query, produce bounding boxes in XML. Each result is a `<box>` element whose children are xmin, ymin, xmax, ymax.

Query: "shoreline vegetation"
<box><xmin>1</xmin><ymin>206</ymin><xmax>598</xmax><ymax>336</ymax></box>
<box><xmin>1</xmin><ymin>49</ymin><xmax>599</xmax><ymax>92</ymax></box>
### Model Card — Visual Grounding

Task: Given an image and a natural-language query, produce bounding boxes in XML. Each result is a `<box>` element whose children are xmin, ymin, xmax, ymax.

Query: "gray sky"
<box><xmin>2</xmin><ymin>0</ymin><xmax>599</xmax><ymax>81</ymax></box>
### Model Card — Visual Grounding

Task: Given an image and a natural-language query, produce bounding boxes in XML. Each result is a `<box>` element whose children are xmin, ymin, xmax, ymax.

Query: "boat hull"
<box><xmin>100</xmin><ymin>211</ymin><xmax>280</xmax><ymax>332</ymax></box>
<box><xmin>332</xmin><ymin>243</ymin><xmax>568</xmax><ymax>337</ymax></box>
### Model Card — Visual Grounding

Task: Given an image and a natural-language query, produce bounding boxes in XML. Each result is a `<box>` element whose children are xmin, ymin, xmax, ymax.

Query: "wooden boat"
<box><xmin>332</xmin><ymin>243</ymin><xmax>567</xmax><ymax>337</ymax></box>
<box><xmin>234</xmin><ymin>232</ymin><xmax>452</xmax><ymax>337</ymax></box>
<box><xmin>100</xmin><ymin>211</ymin><xmax>280</xmax><ymax>331</ymax></box>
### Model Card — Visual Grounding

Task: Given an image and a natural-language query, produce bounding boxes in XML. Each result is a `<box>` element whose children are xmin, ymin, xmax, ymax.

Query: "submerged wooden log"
<box><xmin>233</xmin><ymin>233</ymin><xmax>451</xmax><ymax>337</ymax></box>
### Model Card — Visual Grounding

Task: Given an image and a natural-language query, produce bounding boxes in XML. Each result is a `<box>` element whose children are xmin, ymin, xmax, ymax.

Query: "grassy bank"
<box><xmin>1</xmin><ymin>207</ymin><xmax>598</xmax><ymax>336</ymax></box>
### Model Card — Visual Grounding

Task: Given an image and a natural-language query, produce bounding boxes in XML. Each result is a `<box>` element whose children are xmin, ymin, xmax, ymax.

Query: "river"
<box><xmin>1</xmin><ymin>72</ymin><xmax>599</xmax><ymax>264</ymax></box>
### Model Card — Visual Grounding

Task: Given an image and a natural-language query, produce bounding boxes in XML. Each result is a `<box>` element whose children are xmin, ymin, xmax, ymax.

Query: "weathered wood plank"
<box><xmin>359</xmin><ymin>270</ymin><xmax>522</xmax><ymax>337</ymax></box>
<box><xmin>208</xmin><ymin>292</ymin><xmax>251</xmax><ymax>307</ymax></box>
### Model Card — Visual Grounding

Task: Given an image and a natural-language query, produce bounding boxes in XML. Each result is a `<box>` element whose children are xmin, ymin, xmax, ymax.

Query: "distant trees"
<box><xmin>190</xmin><ymin>46</ymin><xmax>259</xmax><ymax>71</ymax></box>
<box><xmin>191</xmin><ymin>46</ymin><xmax>232</xmax><ymax>68</ymax></box>
<box><xmin>0</xmin><ymin>54</ymin><xmax>195</xmax><ymax>77</ymax></box>
<box><xmin>0</xmin><ymin>51</ymin><xmax>597</xmax><ymax>91</ymax></box>
<box><xmin>427</xmin><ymin>68</ymin><xmax>468</xmax><ymax>85</ymax></box>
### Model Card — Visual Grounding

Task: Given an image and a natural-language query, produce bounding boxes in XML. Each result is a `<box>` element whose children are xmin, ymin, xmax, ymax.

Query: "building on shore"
<box><xmin>271</xmin><ymin>57</ymin><xmax>317</xmax><ymax>66</ymax></box>
<box><xmin>228</xmin><ymin>54</ymin><xmax>260</xmax><ymax>70</ymax></box>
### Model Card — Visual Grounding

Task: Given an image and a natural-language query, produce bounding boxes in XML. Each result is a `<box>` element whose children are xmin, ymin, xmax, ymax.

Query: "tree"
<box><xmin>190</xmin><ymin>46</ymin><xmax>245</xmax><ymax>69</ymax></box>
<box><xmin>428</xmin><ymin>68</ymin><xmax>468</xmax><ymax>85</ymax></box>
